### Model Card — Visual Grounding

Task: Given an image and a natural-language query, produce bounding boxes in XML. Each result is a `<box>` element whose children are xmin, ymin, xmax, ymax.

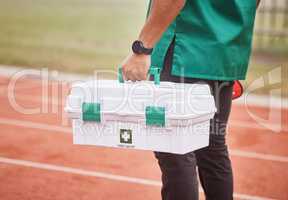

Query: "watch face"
<box><xmin>132</xmin><ymin>40</ymin><xmax>153</xmax><ymax>55</ymax></box>
<box><xmin>132</xmin><ymin>40</ymin><xmax>143</xmax><ymax>54</ymax></box>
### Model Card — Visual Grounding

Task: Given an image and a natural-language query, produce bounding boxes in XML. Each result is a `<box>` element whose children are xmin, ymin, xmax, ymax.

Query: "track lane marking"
<box><xmin>230</xmin><ymin>150</ymin><xmax>288</xmax><ymax>163</ymax></box>
<box><xmin>0</xmin><ymin>117</ymin><xmax>71</xmax><ymax>133</ymax></box>
<box><xmin>0</xmin><ymin>156</ymin><xmax>276</xmax><ymax>200</ymax></box>
<box><xmin>0</xmin><ymin>117</ymin><xmax>287</xmax><ymax>163</ymax></box>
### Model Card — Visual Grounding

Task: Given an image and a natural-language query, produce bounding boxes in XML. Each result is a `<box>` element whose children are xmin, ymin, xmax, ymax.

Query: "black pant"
<box><xmin>153</xmin><ymin>39</ymin><xmax>234</xmax><ymax>200</ymax></box>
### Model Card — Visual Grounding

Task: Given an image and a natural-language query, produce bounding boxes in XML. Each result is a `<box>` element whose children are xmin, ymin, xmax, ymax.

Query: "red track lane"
<box><xmin>230</xmin><ymin>105</ymin><xmax>288</xmax><ymax>133</ymax></box>
<box><xmin>0</xmin><ymin>75</ymin><xmax>288</xmax><ymax>199</ymax></box>
<box><xmin>0</xmin><ymin>124</ymin><xmax>161</xmax><ymax>180</ymax></box>
<box><xmin>227</xmin><ymin>126</ymin><xmax>288</xmax><ymax>156</ymax></box>
<box><xmin>0</xmin><ymin>164</ymin><xmax>161</xmax><ymax>200</ymax></box>
<box><xmin>0</xmin><ymin>124</ymin><xmax>287</xmax><ymax>199</ymax></box>
<box><xmin>0</xmin><ymin>96</ymin><xmax>68</xmax><ymax>126</ymax></box>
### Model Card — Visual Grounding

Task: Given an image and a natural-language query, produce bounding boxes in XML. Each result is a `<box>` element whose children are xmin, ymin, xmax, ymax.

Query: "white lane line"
<box><xmin>233</xmin><ymin>94</ymin><xmax>288</xmax><ymax>109</ymax></box>
<box><xmin>0</xmin><ymin>117</ymin><xmax>71</xmax><ymax>133</ymax></box>
<box><xmin>0</xmin><ymin>65</ymin><xmax>89</xmax><ymax>82</ymax></box>
<box><xmin>230</xmin><ymin>150</ymin><xmax>288</xmax><ymax>163</ymax></box>
<box><xmin>233</xmin><ymin>193</ymin><xmax>276</xmax><ymax>200</ymax></box>
<box><xmin>0</xmin><ymin>156</ymin><xmax>161</xmax><ymax>186</ymax></box>
<box><xmin>0</xmin><ymin>156</ymin><xmax>276</xmax><ymax>200</ymax></box>
<box><xmin>0</xmin><ymin>117</ymin><xmax>287</xmax><ymax>164</ymax></box>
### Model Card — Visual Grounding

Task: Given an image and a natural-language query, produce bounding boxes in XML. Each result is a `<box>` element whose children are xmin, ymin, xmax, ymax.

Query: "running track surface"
<box><xmin>0</xmin><ymin>75</ymin><xmax>287</xmax><ymax>200</ymax></box>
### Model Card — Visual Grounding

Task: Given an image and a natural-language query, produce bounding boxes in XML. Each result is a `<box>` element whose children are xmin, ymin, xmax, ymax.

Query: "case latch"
<box><xmin>145</xmin><ymin>106</ymin><xmax>165</xmax><ymax>127</ymax></box>
<box><xmin>82</xmin><ymin>103</ymin><xmax>101</xmax><ymax>122</ymax></box>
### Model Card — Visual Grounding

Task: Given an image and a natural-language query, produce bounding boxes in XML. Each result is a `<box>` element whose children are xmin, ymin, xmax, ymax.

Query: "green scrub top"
<box><xmin>149</xmin><ymin>0</ymin><xmax>257</xmax><ymax>81</ymax></box>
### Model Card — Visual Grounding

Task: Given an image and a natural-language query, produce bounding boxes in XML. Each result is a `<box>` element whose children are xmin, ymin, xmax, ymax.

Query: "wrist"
<box><xmin>132</xmin><ymin>52</ymin><xmax>150</xmax><ymax>58</ymax></box>
<box><xmin>138</xmin><ymin>37</ymin><xmax>154</xmax><ymax>49</ymax></box>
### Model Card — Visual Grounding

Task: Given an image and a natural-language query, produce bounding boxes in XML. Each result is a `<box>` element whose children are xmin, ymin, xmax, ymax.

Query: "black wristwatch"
<box><xmin>132</xmin><ymin>40</ymin><xmax>153</xmax><ymax>55</ymax></box>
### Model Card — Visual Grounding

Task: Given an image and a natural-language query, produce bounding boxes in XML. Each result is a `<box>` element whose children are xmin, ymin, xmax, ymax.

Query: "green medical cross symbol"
<box><xmin>120</xmin><ymin>129</ymin><xmax>132</xmax><ymax>144</ymax></box>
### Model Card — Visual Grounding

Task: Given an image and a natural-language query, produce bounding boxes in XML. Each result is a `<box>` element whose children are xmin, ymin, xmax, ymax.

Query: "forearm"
<box><xmin>257</xmin><ymin>0</ymin><xmax>261</xmax><ymax>8</ymax></box>
<box><xmin>138</xmin><ymin>0</ymin><xmax>186</xmax><ymax>48</ymax></box>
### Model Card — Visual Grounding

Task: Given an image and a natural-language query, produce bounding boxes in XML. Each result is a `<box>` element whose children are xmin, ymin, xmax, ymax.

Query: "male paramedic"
<box><xmin>121</xmin><ymin>0</ymin><xmax>260</xmax><ymax>199</ymax></box>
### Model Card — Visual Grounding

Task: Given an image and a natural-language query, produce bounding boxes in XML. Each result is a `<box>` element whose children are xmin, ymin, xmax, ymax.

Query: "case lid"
<box><xmin>65</xmin><ymin>80</ymin><xmax>216</xmax><ymax>126</ymax></box>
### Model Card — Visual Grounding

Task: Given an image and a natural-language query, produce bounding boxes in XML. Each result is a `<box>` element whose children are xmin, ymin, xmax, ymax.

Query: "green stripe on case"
<box><xmin>145</xmin><ymin>106</ymin><xmax>165</xmax><ymax>127</ymax></box>
<box><xmin>118</xmin><ymin>67</ymin><xmax>124</xmax><ymax>83</ymax></box>
<box><xmin>149</xmin><ymin>67</ymin><xmax>161</xmax><ymax>85</ymax></box>
<box><xmin>82</xmin><ymin>103</ymin><xmax>101</xmax><ymax>122</ymax></box>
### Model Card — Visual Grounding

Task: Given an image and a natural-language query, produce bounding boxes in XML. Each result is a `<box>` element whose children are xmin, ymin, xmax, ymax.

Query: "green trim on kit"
<box><xmin>82</xmin><ymin>103</ymin><xmax>101</xmax><ymax>122</ymax></box>
<box><xmin>145</xmin><ymin>106</ymin><xmax>165</xmax><ymax>127</ymax></box>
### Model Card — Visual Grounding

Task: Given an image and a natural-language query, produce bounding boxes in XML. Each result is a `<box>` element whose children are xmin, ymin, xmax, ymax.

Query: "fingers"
<box><xmin>121</xmin><ymin>53</ymin><xmax>150</xmax><ymax>81</ymax></box>
<box><xmin>122</xmin><ymin>67</ymin><xmax>135</xmax><ymax>81</ymax></box>
<box><xmin>123</xmin><ymin>67</ymin><xmax>147</xmax><ymax>81</ymax></box>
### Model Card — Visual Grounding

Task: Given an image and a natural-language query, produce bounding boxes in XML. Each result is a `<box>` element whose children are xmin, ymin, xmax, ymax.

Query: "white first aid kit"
<box><xmin>65</xmin><ymin>68</ymin><xmax>216</xmax><ymax>154</ymax></box>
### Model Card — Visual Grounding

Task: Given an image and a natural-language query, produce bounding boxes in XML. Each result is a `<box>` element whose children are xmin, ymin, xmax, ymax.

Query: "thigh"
<box><xmin>154</xmin><ymin>152</ymin><xmax>198</xmax><ymax>188</ymax></box>
<box><xmin>194</xmin><ymin>81</ymin><xmax>234</xmax><ymax>200</ymax></box>
<box><xmin>208</xmin><ymin>80</ymin><xmax>234</xmax><ymax>147</ymax></box>
<box><xmin>154</xmin><ymin>151</ymin><xmax>197</xmax><ymax>170</ymax></box>
<box><xmin>155</xmin><ymin>152</ymin><xmax>199</xmax><ymax>200</ymax></box>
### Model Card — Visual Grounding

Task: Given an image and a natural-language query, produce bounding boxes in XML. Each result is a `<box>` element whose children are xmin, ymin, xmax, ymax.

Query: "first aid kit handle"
<box><xmin>118</xmin><ymin>66</ymin><xmax>161</xmax><ymax>85</ymax></box>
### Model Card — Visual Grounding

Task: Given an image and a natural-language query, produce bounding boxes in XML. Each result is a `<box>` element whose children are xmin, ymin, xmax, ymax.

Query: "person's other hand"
<box><xmin>121</xmin><ymin>53</ymin><xmax>150</xmax><ymax>81</ymax></box>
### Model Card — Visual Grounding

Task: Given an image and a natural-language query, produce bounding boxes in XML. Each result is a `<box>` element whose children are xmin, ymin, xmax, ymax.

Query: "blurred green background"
<box><xmin>0</xmin><ymin>0</ymin><xmax>287</xmax><ymax>96</ymax></box>
<box><xmin>0</xmin><ymin>0</ymin><xmax>147</xmax><ymax>73</ymax></box>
